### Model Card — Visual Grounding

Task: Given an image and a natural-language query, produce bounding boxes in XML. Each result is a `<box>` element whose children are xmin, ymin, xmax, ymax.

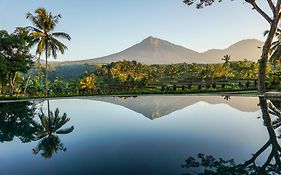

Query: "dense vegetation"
<box><xmin>1</xmin><ymin>56</ymin><xmax>281</xmax><ymax>98</ymax></box>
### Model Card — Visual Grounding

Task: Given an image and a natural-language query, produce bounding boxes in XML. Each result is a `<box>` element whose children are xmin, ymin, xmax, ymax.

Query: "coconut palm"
<box><xmin>32</xmin><ymin>134</ymin><xmax>66</xmax><ymax>159</ymax></box>
<box><xmin>221</xmin><ymin>54</ymin><xmax>231</xmax><ymax>66</ymax></box>
<box><xmin>33</xmin><ymin>101</ymin><xmax>74</xmax><ymax>158</ymax></box>
<box><xmin>26</xmin><ymin>8</ymin><xmax>71</xmax><ymax>95</ymax></box>
<box><xmin>36</xmin><ymin>105</ymin><xmax>74</xmax><ymax>139</ymax></box>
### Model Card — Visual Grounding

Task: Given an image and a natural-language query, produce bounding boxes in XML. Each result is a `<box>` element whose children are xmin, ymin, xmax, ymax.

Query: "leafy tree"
<box><xmin>183</xmin><ymin>0</ymin><xmax>281</xmax><ymax>94</ymax></box>
<box><xmin>231</xmin><ymin>60</ymin><xmax>256</xmax><ymax>79</ymax></box>
<box><xmin>79</xmin><ymin>74</ymin><xmax>96</xmax><ymax>92</ymax></box>
<box><xmin>0</xmin><ymin>101</ymin><xmax>40</xmax><ymax>143</ymax></box>
<box><xmin>188</xmin><ymin>63</ymin><xmax>200</xmax><ymax>82</ymax></box>
<box><xmin>0</xmin><ymin>28</ymin><xmax>34</xmax><ymax>96</ymax></box>
<box><xmin>26</xmin><ymin>72</ymin><xmax>46</xmax><ymax>96</ymax></box>
<box><xmin>50</xmin><ymin>77</ymin><xmax>70</xmax><ymax>95</ymax></box>
<box><xmin>26</xmin><ymin>8</ymin><xmax>71</xmax><ymax>95</ymax></box>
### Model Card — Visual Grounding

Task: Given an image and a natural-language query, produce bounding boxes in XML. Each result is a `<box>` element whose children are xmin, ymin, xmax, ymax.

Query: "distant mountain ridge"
<box><xmin>63</xmin><ymin>36</ymin><xmax>263</xmax><ymax>65</ymax></box>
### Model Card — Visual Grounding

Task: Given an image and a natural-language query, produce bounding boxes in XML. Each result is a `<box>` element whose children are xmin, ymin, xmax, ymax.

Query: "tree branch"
<box><xmin>277</xmin><ymin>0</ymin><xmax>281</xmax><ymax>20</ymax></box>
<box><xmin>242</xmin><ymin>140</ymin><xmax>271</xmax><ymax>167</ymax></box>
<box><xmin>245</xmin><ymin>0</ymin><xmax>273</xmax><ymax>24</ymax></box>
<box><xmin>261</xmin><ymin>150</ymin><xmax>274</xmax><ymax>171</ymax></box>
<box><xmin>267</xmin><ymin>0</ymin><xmax>276</xmax><ymax>15</ymax></box>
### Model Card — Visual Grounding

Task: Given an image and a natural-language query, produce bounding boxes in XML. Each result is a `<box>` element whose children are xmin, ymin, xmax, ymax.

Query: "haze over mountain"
<box><xmin>88</xmin><ymin>96</ymin><xmax>259</xmax><ymax>120</ymax></box>
<box><xmin>63</xmin><ymin>36</ymin><xmax>263</xmax><ymax>65</ymax></box>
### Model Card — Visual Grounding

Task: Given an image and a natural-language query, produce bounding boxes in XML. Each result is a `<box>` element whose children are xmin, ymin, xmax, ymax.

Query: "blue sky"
<box><xmin>0</xmin><ymin>0</ymin><xmax>269</xmax><ymax>61</ymax></box>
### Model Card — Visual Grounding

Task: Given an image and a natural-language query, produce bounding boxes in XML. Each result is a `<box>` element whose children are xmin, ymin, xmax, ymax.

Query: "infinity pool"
<box><xmin>0</xmin><ymin>96</ymin><xmax>273</xmax><ymax>175</ymax></box>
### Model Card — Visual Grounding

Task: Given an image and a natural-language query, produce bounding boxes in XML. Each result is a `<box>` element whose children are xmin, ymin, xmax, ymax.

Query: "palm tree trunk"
<box><xmin>45</xmin><ymin>43</ymin><xmax>48</xmax><ymax>96</ymax></box>
<box><xmin>47</xmin><ymin>99</ymin><xmax>50</xmax><ymax>118</ymax></box>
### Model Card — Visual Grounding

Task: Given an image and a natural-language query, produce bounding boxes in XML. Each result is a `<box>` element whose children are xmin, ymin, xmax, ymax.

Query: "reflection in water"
<box><xmin>223</xmin><ymin>95</ymin><xmax>231</xmax><ymax>101</ymax></box>
<box><xmin>0</xmin><ymin>101</ymin><xmax>39</xmax><ymax>143</ymax></box>
<box><xmin>33</xmin><ymin>135</ymin><xmax>66</xmax><ymax>159</ymax></box>
<box><xmin>182</xmin><ymin>97</ymin><xmax>281</xmax><ymax>175</ymax></box>
<box><xmin>0</xmin><ymin>96</ymin><xmax>274</xmax><ymax>174</ymax></box>
<box><xmin>33</xmin><ymin>100</ymin><xmax>74</xmax><ymax>158</ymax></box>
<box><xmin>90</xmin><ymin>96</ymin><xmax>259</xmax><ymax>119</ymax></box>
<box><xmin>0</xmin><ymin>100</ymin><xmax>74</xmax><ymax>159</ymax></box>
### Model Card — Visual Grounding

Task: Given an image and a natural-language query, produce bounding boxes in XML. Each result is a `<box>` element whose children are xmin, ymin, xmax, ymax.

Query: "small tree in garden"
<box><xmin>79</xmin><ymin>74</ymin><xmax>96</xmax><ymax>93</ymax></box>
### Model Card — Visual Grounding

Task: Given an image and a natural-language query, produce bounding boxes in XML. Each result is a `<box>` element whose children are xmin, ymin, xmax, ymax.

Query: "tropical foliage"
<box><xmin>26</xmin><ymin>8</ymin><xmax>71</xmax><ymax>93</ymax></box>
<box><xmin>0</xmin><ymin>28</ymin><xmax>34</xmax><ymax>96</ymax></box>
<box><xmin>0</xmin><ymin>101</ymin><xmax>40</xmax><ymax>143</ymax></box>
<box><xmin>0</xmin><ymin>100</ymin><xmax>74</xmax><ymax>159</ymax></box>
<box><xmin>79</xmin><ymin>74</ymin><xmax>96</xmax><ymax>92</ymax></box>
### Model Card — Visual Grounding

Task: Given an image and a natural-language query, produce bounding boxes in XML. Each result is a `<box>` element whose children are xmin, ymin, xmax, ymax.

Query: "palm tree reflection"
<box><xmin>33</xmin><ymin>100</ymin><xmax>74</xmax><ymax>159</ymax></box>
<box><xmin>223</xmin><ymin>95</ymin><xmax>231</xmax><ymax>101</ymax></box>
<box><xmin>182</xmin><ymin>97</ymin><xmax>281</xmax><ymax>175</ymax></box>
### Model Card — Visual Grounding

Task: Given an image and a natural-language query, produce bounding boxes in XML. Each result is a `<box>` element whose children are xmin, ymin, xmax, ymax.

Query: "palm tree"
<box><xmin>33</xmin><ymin>101</ymin><xmax>74</xmax><ymax>158</ymax></box>
<box><xmin>221</xmin><ymin>54</ymin><xmax>231</xmax><ymax>66</ymax></box>
<box><xmin>33</xmin><ymin>134</ymin><xmax>66</xmax><ymax>159</ymax></box>
<box><xmin>36</xmin><ymin>105</ymin><xmax>74</xmax><ymax>139</ymax></box>
<box><xmin>26</xmin><ymin>8</ymin><xmax>71</xmax><ymax>95</ymax></box>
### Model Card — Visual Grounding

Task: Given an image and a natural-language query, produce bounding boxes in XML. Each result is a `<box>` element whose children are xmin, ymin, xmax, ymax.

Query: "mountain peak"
<box><xmin>142</xmin><ymin>36</ymin><xmax>161</xmax><ymax>45</ymax></box>
<box><xmin>63</xmin><ymin>37</ymin><xmax>264</xmax><ymax>65</ymax></box>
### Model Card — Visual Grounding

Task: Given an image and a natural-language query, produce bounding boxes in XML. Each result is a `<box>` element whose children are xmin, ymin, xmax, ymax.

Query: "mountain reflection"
<box><xmin>90</xmin><ymin>95</ymin><xmax>259</xmax><ymax>120</ymax></box>
<box><xmin>182</xmin><ymin>97</ymin><xmax>281</xmax><ymax>175</ymax></box>
<box><xmin>0</xmin><ymin>100</ymin><xmax>74</xmax><ymax>159</ymax></box>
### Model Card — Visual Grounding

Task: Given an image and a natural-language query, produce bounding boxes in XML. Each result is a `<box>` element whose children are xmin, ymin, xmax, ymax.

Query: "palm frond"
<box><xmin>51</xmin><ymin>14</ymin><xmax>62</xmax><ymax>31</ymax></box>
<box><xmin>55</xmin><ymin>113</ymin><xmax>70</xmax><ymax>131</ymax></box>
<box><xmin>36</xmin><ymin>130</ymin><xmax>49</xmax><ymax>139</ymax></box>
<box><xmin>31</xmin><ymin>31</ymin><xmax>44</xmax><ymax>38</ymax></box>
<box><xmin>56</xmin><ymin>126</ymin><xmax>74</xmax><ymax>135</ymax></box>
<box><xmin>39</xmin><ymin>114</ymin><xmax>48</xmax><ymax>129</ymax></box>
<box><xmin>26</xmin><ymin>13</ymin><xmax>43</xmax><ymax>30</ymax></box>
<box><xmin>51</xmin><ymin>32</ymin><xmax>71</xmax><ymax>40</ymax></box>
<box><xmin>49</xmin><ymin>42</ymin><xmax>58</xmax><ymax>59</ymax></box>
<box><xmin>50</xmin><ymin>37</ymin><xmax>68</xmax><ymax>54</ymax></box>
<box><xmin>36</xmin><ymin>39</ymin><xmax>45</xmax><ymax>55</ymax></box>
